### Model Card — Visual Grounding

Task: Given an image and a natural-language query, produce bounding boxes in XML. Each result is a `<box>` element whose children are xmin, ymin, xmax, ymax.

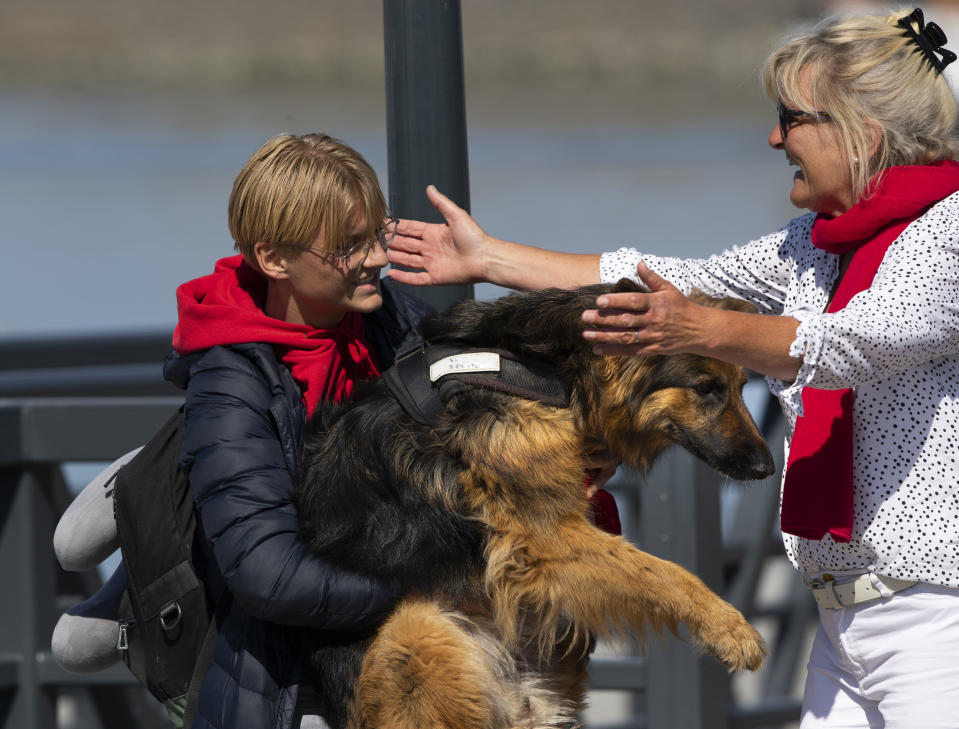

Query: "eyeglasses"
<box><xmin>301</xmin><ymin>217</ymin><xmax>399</xmax><ymax>263</ymax></box>
<box><xmin>777</xmin><ymin>100</ymin><xmax>832</xmax><ymax>140</ymax></box>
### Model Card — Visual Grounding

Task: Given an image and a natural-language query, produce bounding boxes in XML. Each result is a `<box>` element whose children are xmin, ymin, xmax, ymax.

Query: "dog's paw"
<box><xmin>695</xmin><ymin>605</ymin><xmax>767</xmax><ymax>672</ymax></box>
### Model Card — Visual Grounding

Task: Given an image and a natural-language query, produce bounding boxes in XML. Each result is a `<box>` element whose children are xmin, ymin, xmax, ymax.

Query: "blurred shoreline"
<box><xmin>2</xmin><ymin>0</ymin><xmax>821</xmax><ymax>337</ymax></box>
<box><xmin>2</xmin><ymin>0</ymin><xmax>826</xmax><ymax>124</ymax></box>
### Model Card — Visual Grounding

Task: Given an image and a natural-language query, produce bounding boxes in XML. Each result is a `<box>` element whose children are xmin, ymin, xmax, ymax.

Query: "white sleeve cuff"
<box><xmin>599</xmin><ymin>248</ymin><xmax>643</xmax><ymax>284</ymax></box>
<box><xmin>765</xmin><ymin>307</ymin><xmax>823</xmax><ymax>416</ymax></box>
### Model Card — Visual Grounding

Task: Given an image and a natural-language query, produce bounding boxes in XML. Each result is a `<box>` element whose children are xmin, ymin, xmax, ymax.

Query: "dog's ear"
<box><xmin>688</xmin><ymin>289</ymin><xmax>758</xmax><ymax>315</ymax></box>
<box><xmin>422</xmin><ymin>287</ymin><xmax>599</xmax><ymax>358</ymax></box>
<box><xmin>611</xmin><ymin>278</ymin><xmax>648</xmax><ymax>294</ymax></box>
<box><xmin>420</xmin><ymin>298</ymin><xmax>496</xmax><ymax>343</ymax></box>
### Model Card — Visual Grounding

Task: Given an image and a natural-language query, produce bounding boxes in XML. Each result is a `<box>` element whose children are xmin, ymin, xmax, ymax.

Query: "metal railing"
<box><xmin>0</xmin><ymin>330</ymin><xmax>814</xmax><ymax>729</ymax></box>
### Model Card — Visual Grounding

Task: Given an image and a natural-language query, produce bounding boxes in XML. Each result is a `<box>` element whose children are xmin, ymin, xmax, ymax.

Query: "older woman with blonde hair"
<box><xmin>388</xmin><ymin>8</ymin><xmax>959</xmax><ymax>727</ymax></box>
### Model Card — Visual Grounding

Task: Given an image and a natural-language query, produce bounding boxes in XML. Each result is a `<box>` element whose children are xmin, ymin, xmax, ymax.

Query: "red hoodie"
<box><xmin>173</xmin><ymin>255</ymin><xmax>380</xmax><ymax>414</ymax></box>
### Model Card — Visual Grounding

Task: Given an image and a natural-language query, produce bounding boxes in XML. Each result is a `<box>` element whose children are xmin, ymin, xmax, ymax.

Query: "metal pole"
<box><xmin>383</xmin><ymin>0</ymin><xmax>473</xmax><ymax>311</ymax></box>
<box><xmin>640</xmin><ymin>449</ymin><xmax>731</xmax><ymax>729</ymax></box>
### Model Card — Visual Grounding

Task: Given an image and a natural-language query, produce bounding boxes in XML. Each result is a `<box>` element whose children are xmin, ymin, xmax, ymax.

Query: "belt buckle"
<box><xmin>809</xmin><ymin>573</ymin><xmax>843</xmax><ymax>609</ymax></box>
<box><xmin>809</xmin><ymin>573</ymin><xmax>835</xmax><ymax>589</ymax></box>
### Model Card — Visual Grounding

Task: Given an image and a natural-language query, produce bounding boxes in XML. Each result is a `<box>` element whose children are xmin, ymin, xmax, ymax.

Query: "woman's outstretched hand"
<box><xmin>386</xmin><ymin>185</ymin><xmax>489</xmax><ymax>286</ymax></box>
<box><xmin>582</xmin><ymin>262</ymin><xmax>704</xmax><ymax>356</ymax></box>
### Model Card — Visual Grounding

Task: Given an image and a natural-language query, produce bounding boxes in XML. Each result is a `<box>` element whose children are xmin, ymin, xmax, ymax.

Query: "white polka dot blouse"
<box><xmin>600</xmin><ymin>195</ymin><xmax>959</xmax><ymax>587</ymax></box>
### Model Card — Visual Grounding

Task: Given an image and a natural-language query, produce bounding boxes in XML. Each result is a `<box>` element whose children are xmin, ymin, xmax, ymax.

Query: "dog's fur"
<box><xmin>296</xmin><ymin>280</ymin><xmax>774</xmax><ymax>729</ymax></box>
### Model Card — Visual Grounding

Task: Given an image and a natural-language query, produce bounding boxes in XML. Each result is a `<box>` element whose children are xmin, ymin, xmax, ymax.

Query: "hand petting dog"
<box><xmin>582</xmin><ymin>262</ymin><xmax>701</xmax><ymax>356</ymax></box>
<box><xmin>584</xmin><ymin>261</ymin><xmax>803</xmax><ymax>382</ymax></box>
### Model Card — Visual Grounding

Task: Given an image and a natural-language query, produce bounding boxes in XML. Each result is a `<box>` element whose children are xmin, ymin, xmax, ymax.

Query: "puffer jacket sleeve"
<box><xmin>178</xmin><ymin>346</ymin><xmax>397</xmax><ymax>631</ymax></box>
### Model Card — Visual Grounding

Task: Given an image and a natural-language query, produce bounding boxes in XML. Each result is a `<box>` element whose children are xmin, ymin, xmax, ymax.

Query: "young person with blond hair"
<box><xmin>54</xmin><ymin>133</ymin><xmax>430</xmax><ymax>729</ymax></box>
<box><xmin>171</xmin><ymin>132</ymin><xmax>431</xmax><ymax>729</ymax></box>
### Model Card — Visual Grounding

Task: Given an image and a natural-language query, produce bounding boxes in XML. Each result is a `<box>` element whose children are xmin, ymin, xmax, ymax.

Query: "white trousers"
<box><xmin>800</xmin><ymin>581</ymin><xmax>959</xmax><ymax>729</ymax></box>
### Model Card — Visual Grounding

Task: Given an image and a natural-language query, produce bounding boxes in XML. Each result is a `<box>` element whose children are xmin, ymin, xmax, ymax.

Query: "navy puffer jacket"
<box><xmin>163</xmin><ymin>279</ymin><xmax>431</xmax><ymax>729</ymax></box>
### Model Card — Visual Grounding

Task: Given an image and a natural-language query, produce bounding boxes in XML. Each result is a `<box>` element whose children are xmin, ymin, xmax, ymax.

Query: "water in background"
<box><xmin>6</xmin><ymin>88</ymin><xmax>789</xmax><ymax>587</ymax></box>
<box><xmin>10</xmin><ymin>89</ymin><xmax>793</xmax><ymax>721</ymax></box>
<box><xmin>0</xmin><ymin>88</ymin><xmax>797</xmax><ymax>335</ymax></box>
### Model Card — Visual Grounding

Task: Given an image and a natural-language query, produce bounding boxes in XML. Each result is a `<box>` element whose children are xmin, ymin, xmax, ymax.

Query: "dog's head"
<box><xmin>590</xmin><ymin>292</ymin><xmax>774</xmax><ymax>481</ymax></box>
<box><xmin>421</xmin><ymin>281</ymin><xmax>774</xmax><ymax>482</ymax></box>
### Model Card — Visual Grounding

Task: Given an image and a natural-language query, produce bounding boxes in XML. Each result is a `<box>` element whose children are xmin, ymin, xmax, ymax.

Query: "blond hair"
<box><xmin>228</xmin><ymin>133</ymin><xmax>387</xmax><ymax>265</ymax></box>
<box><xmin>763</xmin><ymin>9</ymin><xmax>959</xmax><ymax>201</ymax></box>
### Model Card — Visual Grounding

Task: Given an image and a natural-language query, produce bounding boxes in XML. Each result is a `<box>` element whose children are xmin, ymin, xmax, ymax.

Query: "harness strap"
<box><xmin>382</xmin><ymin>342</ymin><xmax>569</xmax><ymax>426</ymax></box>
<box><xmin>382</xmin><ymin>345</ymin><xmax>448</xmax><ymax>425</ymax></box>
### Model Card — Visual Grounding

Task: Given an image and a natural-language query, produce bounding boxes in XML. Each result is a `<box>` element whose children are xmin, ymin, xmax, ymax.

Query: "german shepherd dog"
<box><xmin>296</xmin><ymin>280</ymin><xmax>774</xmax><ymax>729</ymax></box>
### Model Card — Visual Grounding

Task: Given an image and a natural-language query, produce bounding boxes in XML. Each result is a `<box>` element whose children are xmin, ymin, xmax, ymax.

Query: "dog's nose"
<box><xmin>742</xmin><ymin>445</ymin><xmax>776</xmax><ymax>481</ymax></box>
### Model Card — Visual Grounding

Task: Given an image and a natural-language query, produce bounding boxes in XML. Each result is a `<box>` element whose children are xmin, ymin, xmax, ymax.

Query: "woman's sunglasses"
<box><xmin>778</xmin><ymin>100</ymin><xmax>832</xmax><ymax>140</ymax></box>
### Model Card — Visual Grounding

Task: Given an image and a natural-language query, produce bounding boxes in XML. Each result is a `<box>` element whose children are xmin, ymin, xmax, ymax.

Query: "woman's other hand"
<box><xmin>584</xmin><ymin>261</ymin><xmax>802</xmax><ymax>381</ymax></box>
<box><xmin>386</xmin><ymin>185</ymin><xmax>489</xmax><ymax>286</ymax></box>
<box><xmin>582</xmin><ymin>262</ymin><xmax>703</xmax><ymax>356</ymax></box>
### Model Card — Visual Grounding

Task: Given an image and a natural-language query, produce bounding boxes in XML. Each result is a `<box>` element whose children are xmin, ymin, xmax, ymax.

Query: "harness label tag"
<box><xmin>430</xmin><ymin>353</ymin><xmax>501</xmax><ymax>382</ymax></box>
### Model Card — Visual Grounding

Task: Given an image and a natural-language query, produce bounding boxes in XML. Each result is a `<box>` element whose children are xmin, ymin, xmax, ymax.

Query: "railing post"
<box><xmin>640</xmin><ymin>449</ymin><xmax>731</xmax><ymax>729</ymax></box>
<box><xmin>0</xmin><ymin>399</ymin><xmax>182</xmax><ymax>729</ymax></box>
<box><xmin>383</xmin><ymin>0</ymin><xmax>473</xmax><ymax>311</ymax></box>
<box><xmin>0</xmin><ymin>464</ymin><xmax>59</xmax><ymax>729</ymax></box>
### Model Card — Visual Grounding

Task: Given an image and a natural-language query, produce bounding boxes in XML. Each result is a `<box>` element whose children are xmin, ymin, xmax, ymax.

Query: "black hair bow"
<box><xmin>898</xmin><ymin>8</ymin><xmax>957</xmax><ymax>74</ymax></box>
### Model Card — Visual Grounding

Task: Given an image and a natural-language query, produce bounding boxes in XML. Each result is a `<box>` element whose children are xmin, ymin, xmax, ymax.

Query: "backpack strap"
<box><xmin>181</xmin><ymin>588</ymin><xmax>231</xmax><ymax>729</ymax></box>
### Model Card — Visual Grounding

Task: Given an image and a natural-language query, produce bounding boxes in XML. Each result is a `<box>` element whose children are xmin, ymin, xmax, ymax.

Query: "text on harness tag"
<box><xmin>429</xmin><ymin>353</ymin><xmax>501</xmax><ymax>382</ymax></box>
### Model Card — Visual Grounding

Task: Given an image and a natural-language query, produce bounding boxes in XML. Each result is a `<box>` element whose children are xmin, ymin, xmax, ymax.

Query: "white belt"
<box><xmin>807</xmin><ymin>573</ymin><xmax>918</xmax><ymax>610</ymax></box>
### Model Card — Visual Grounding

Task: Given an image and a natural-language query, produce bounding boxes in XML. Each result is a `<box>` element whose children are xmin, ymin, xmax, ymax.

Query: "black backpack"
<box><xmin>112</xmin><ymin>406</ymin><xmax>226</xmax><ymax>724</ymax></box>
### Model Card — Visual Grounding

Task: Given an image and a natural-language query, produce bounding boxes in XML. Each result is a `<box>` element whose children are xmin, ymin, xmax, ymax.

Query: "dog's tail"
<box><xmin>355</xmin><ymin>600</ymin><xmax>577</xmax><ymax>729</ymax></box>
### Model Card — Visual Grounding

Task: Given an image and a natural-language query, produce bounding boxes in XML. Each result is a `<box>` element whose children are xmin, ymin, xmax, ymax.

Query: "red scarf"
<box><xmin>173</xmin><ymin>255</ymin><xmax>380</xmax><ymax>414</ymax></box>
<box><xmin>780</xmin><ymin>160</ymin><xmax>959</xmax><ymax>542</ymax></box>
<box><xmin>590</xmin><ymin>488</ymin><xmax>622</xmax><ymax>535</ymax></box>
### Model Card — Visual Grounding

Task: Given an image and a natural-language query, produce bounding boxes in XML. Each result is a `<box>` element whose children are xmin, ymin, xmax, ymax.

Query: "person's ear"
<box><xmin>254</xmin><ymin>242</ymin><xmax>290</xmax><ymax>281</ymax></box>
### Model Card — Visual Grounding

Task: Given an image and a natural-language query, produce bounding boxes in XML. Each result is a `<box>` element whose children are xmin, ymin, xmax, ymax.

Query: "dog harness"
<box><xmin>382</xmin><ymin>341</ymin><xmax>570</xmax><ymax>426</ymax></box>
